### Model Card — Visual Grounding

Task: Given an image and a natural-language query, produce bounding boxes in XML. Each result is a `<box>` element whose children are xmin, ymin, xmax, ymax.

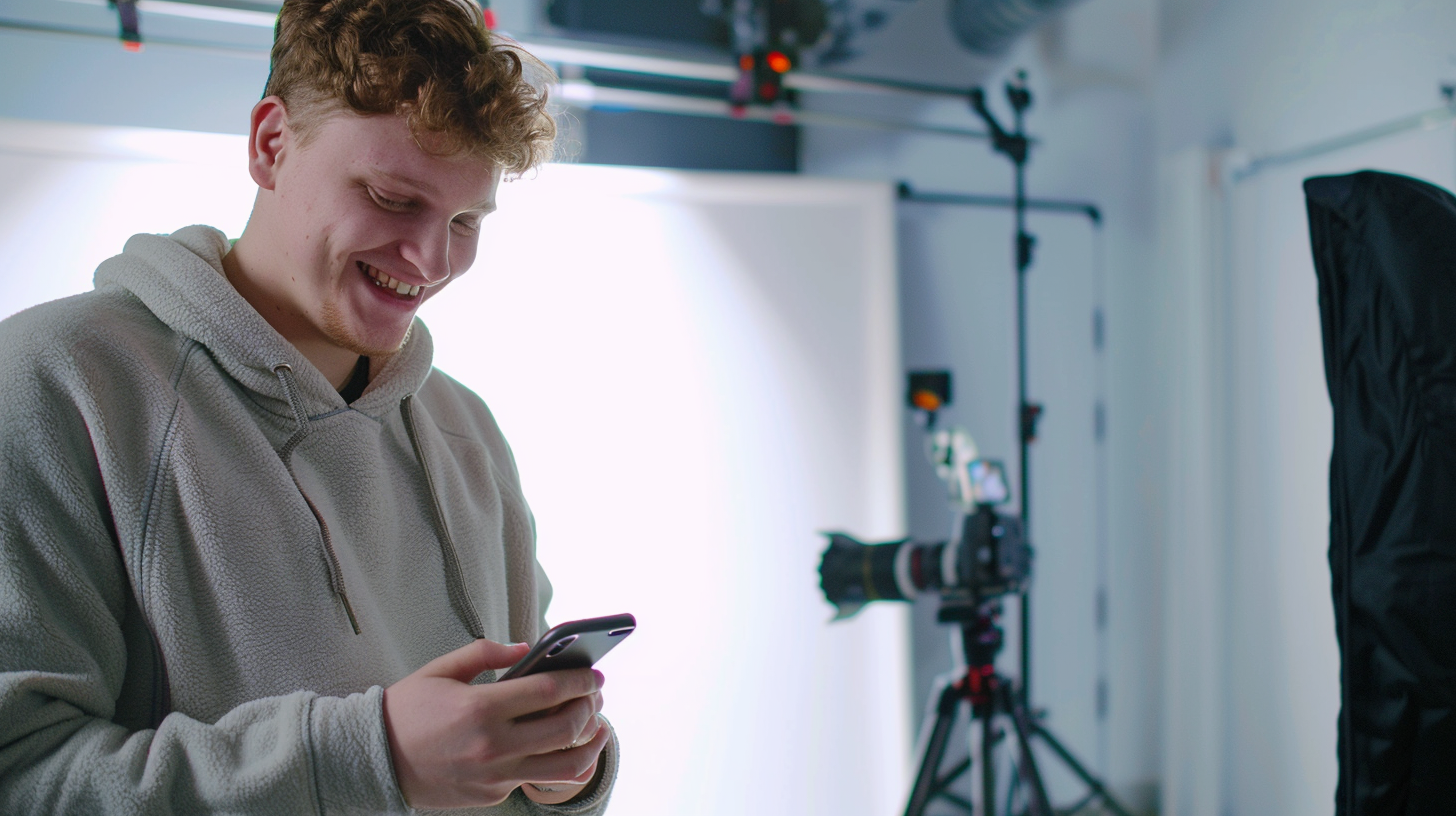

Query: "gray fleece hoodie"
<box><xmin>0</xmin><ymin>226</ymin><xmax>617</xmax><ymax>814</ymax></box>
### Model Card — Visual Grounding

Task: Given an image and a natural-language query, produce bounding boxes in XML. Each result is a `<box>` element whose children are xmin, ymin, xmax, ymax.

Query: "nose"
<box><xmin>399</xmin><ymin>220</ymin><xmax>453</xmax><ymax>284</ymax></box>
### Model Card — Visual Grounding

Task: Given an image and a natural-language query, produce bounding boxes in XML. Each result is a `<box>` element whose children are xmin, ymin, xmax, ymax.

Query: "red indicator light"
<box><xmin>766</xmin><ymin>51</ymin><xmax>791</xmax><ymax>74</ymax></box>
<box><xmin>122</xmin><ymin>40</ymin><xmax>143</xmax><ymax>52</ymax></box>
<box><xmin>739</xmin><ymin>54</ymin><xmax>754</xmax><ymax>71</ymax></box>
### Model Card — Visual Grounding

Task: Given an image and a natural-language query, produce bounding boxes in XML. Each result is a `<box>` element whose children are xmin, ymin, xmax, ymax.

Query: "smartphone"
<box><xmin>498</xmin><ymin>613</ymin><xmax>636</xmax><ymax>681</ymax></box>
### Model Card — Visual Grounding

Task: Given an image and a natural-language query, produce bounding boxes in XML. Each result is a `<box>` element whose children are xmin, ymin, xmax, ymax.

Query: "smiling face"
<box><xmin>227</xmin><ymin>99</ymin><xmax>499</xmax><ymax>382</ymax></box>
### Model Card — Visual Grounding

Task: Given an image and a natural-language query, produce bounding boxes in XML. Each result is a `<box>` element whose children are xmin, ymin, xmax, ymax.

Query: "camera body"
<box><xmin>935</xmin><ymin>505</ymin><xmax>1029</xmax><ymax>622</ymax></box>
<box><xmin>817</xmin><ymin>371</ymin><xmax>1034</xmax><ymax>621</ymax></box>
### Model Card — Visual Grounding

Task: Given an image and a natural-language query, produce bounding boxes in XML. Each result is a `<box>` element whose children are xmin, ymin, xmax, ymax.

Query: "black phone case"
<box><xmin>498</xmin><ymin>613</ymin><xmax>636</xmax><ymax>681</ymax></box>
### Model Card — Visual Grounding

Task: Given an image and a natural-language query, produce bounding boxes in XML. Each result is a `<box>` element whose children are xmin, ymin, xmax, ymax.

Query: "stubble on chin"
<box><xmin>320</xmin><ymin>300</ymin><xmax>410</xmax><ymax>360</ymax></box>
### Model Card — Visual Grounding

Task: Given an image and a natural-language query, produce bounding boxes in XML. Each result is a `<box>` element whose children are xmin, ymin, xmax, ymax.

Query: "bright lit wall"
<box><xmin>0</xmin><ymin>119</ymin><xmax>257</xmax><ymax>314</ymax></box>
<box><xmin>429</xmin><ymin>164</ymin><xmax>911</xmax><ymax>815</ymax></box>
<box><xmin>0</xmin><ymin>119</ymin><xmax>911</xmax><ymax>815</ymax></box>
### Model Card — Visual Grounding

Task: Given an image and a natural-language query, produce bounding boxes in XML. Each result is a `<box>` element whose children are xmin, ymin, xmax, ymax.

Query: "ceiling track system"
<box><xmin>28</xmin><ymin>0</ymin><xmax>1004</xmax><ymax>140</ymax></box>
<box><xmin>1230</xmin><ymin>97</ymin><xmax>1456</xmax><ymax>183</ymax></box>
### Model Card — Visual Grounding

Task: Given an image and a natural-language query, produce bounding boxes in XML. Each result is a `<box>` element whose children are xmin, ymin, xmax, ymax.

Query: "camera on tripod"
<box><xmin>817</xmin><ymin>371</ymin><xmax>1033</xmax><ymax>623</ymax></box>
<box><xmin>809</xmin><ymin>76</ymin><xmax>1131</xmax><ymax>816</ymax></box>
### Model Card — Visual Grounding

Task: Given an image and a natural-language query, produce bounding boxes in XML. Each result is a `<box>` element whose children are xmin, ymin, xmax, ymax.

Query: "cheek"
<box><xmin>451</xmin><ymin>239</ymin><xmax>480</xmax><ymax>277</ymax></box>
<box><xmin>342</xmin><ymin>209</ymin><xmax>396</xmax><ymax>239</ymax></box>
<box><xmin>322</xmin><ymin>211</ymin><xmax>393</xmax><ymax>262</ymax></box>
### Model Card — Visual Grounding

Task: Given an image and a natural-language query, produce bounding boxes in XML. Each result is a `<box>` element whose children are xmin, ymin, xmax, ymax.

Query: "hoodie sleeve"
<box><xmin>0</xmin><ymin>346</ymin><xmax>410</xmax><ymax>814</ymax></box>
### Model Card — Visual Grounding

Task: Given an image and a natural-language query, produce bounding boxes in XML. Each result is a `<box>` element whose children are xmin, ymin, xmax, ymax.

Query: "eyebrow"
<box><xmin>372</xmin><ymin>168</ymin><xmax>496</xmax><ymax>213</ymax></box>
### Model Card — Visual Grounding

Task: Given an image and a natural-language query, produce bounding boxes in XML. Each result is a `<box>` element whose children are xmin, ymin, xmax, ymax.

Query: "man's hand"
<box><xmin>382</xmin><ymin>639</ymin><xmax>610</xmax><ymax>809</ymax></box>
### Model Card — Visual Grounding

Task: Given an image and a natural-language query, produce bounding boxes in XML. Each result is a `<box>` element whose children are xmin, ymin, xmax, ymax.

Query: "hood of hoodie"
<box><xmin>92</xmin><ymin>225</ymin><xmax>436</xmax><ymax>421</ymax></box>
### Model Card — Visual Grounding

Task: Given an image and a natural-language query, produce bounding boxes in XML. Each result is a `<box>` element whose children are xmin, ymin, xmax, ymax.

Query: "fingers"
<box><xmin>417</xmin><ymin>638</ymin><xmax>530</xmax><ymax>683</ymax></box>
<box><xmin>516</xmin><ymin>717</ymin><xmax>611</xmax><ymax>785</ymax></box>
<box><xmin>508</xmin><ymin>694</ymin><xmax>604</xmax><ymax>755</ymax></box>
<box><xmin>384</xmin><ymin>642</ymin><xmax>609</xmax><ymax>810</ymax></box>
<box><xmin>490</xmin><ymin>668</ymin><xmax>604</xmax><ymax>720</ymax></box>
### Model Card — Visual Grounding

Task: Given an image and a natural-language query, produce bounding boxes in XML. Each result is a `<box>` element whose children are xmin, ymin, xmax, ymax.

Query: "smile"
<box><xmin>358</xmin><ymin>261</ymin><xmax>423</xmax><ymax>298</ymax></box>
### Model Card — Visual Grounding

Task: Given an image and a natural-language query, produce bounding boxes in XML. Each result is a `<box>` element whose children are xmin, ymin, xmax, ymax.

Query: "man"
<box><xmin>0</xmin><ymin>0</ymin><xmax>615</xmax><ymax>812</ymax></box>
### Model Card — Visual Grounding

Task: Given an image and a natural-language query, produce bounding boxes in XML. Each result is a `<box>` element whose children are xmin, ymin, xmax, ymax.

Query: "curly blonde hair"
<box><xmin>265</xmin><ymin>0</ymin><xmax>556</xmax><ymax>174</ymax></box>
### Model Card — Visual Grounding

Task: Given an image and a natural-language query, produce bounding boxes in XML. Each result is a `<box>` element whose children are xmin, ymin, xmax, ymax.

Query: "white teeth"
<box><xmin>360</xmin><ymin>262</ymin><xmax>422</xmax><ymax>298</ymax></box>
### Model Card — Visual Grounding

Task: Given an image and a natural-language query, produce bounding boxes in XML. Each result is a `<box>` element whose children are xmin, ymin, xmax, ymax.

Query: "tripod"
<box><xmin>904</xmin><ymin>598</ymin><xmax>1132</xmax><ymax>816</ymax></box>
<box><xmin>900</xmin><ymin>72</ymin><xmax>1132</xmax><ymax>816</ymax></box>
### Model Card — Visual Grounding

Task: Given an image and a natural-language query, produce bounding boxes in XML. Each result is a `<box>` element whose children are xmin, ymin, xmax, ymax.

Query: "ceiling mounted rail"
<box><xmin>58</xmin><ymin>0</ymin><xmax>279</xmax><ymax>27</ymax></box>
<box><xmin>56</xmin><ymin>0</ymin><xmax>979</xmax><ymax>102</ymax></box>
<box><xmin>1231</xmin><ymin>100</ymin><xmax>1456</xmax><ymax>183</ymax></box>
<box><xmin>0</xmin><ymin>16</ymin><xmax>268</xmax><ymax>59</ymax></box>
<box><xmin>519</xmin><ymin>36</ymin><xmax>974</xmax><ymax>101</ymax></box>
<box><xmin>22</xmin><ymin>0</ymin><xmax>999</xmax><ymax>139</ymax></box>
<box><xmin>558</xmin><ymin>82</ymin><xmax>989</xmax><ymax>140</ymax></box>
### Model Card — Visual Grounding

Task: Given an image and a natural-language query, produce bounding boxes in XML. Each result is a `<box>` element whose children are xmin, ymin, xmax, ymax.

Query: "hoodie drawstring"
<box><xmin>400</xmin><ymin>393</ymin><xmax>486</xmax><ymax>640</ymax></box>
<box><xmin>272</xmin><ymin>364</ymin><xmax>361</xmax><ymax>635</ymax></box>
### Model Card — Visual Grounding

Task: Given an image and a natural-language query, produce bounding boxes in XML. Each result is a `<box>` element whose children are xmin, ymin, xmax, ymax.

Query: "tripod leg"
<box><xmin>1030</xmin><ymin>723</ymin><xmax>1135</xmax><ymax>816</ymax></box>
<box><xmin>1004</xmin><ymin>688</ymin><xmax>1053</xmax><ymax>816</ymax></box>
<box><xmin>981</xmin><ymin>714</ymin><xmax>996</xmax><ymax>816</ymax></box>
<box><xmin>907</xmin><ymin>682</ymin><xmax>967</xmax><ymax>816</ymax></box>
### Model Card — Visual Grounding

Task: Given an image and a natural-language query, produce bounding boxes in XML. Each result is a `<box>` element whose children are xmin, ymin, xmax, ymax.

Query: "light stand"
<box><xmin>902</xmin><ymin>72</ymin><xmax>1132</xmax><ymax>816</ymax></box>
<box><xmin>968</xmin><ymin>71</ymin><xmax>1038</xmax><ymax>706</ymax></box>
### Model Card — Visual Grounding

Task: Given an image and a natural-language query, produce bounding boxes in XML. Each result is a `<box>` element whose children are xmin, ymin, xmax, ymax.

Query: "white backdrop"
<box><xmin>0</xmin><ymin>119</ymin><xmax>911</xmax><ymax>815</ymax></box>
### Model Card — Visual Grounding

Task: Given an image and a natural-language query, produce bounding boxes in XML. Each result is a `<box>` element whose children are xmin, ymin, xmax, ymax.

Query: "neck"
<box><xmin>222</xmin><ymin>233</ymin><xmax>361</xmax><ymax>389</ymax></box>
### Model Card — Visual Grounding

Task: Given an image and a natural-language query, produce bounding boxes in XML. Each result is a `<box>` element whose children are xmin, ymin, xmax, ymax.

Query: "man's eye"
<box><xmin>451</xmin><ymin>217</ymin><xmax>482</xmax><ymax>236</ymax></box>
<box><xmin>370</xmin><ymin>189</ymin><xmax>412</xmax><ymax>211</ymax></box>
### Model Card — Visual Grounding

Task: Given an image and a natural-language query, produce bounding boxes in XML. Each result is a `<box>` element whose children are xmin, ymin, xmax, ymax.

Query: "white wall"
<box><xmin>0</xmin><ymin>120</ymin><xmax>912</xmax><ymax>815</ymax></box>
<box><xmin>0</xmin><ymin>119</ymin><xmax>258</xmax><ymax>308</ymax></box>
<box><xmin>1153</xmin><ymin>1</ymin><xmax>1456</xmax><ymax>814</ymax></box>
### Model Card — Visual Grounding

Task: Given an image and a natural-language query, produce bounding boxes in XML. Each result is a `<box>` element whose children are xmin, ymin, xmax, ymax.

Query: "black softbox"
<box><xmin>1308</xmin><ymin>170</ymin><xmax>1456</xmax><ymax>815</ymax></box>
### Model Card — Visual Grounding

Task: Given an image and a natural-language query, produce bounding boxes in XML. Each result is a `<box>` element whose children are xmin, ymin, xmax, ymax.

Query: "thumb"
<box><xmin>416</xmin><ymin>638</ymin><xmax>529</xmax><ymax>683</ymax></box>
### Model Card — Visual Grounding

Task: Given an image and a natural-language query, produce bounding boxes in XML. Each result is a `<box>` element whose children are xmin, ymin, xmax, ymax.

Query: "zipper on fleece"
<box><xmin>272</xmin><ymin>365</ymin><xmax>361</xmax><ymax>635</ymax></box>
<box><xmin>400</xmin><ymin>394</ymin><xmax>486</xmax><ymax>639</ymax></box>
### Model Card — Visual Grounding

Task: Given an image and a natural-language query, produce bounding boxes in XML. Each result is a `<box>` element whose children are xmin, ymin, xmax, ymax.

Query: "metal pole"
<box><xmin>1231</xmin><ymin>101</ymin><xmax>1456</xmax><ymax>182</ymax></box>
<box><xmin>555</xmin><ymin>81</ymin><xmax>991</xmax><ymax>140</ymax></box>
<box><xmin>1008</xmin><ymin>80</ymin><xmax>1036</xmax><ymax>711</ymax></box>
<box><xmin>895</xmin><ymin>183</ymin><xmax>1101</xmax><ymax>223</ymax></box>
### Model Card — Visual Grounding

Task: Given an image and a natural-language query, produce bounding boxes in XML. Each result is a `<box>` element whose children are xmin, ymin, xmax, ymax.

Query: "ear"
<box><xmin>247</xmin><ymin>96</ymin><xmax>291</xmax><ymax>191</ymax></box>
